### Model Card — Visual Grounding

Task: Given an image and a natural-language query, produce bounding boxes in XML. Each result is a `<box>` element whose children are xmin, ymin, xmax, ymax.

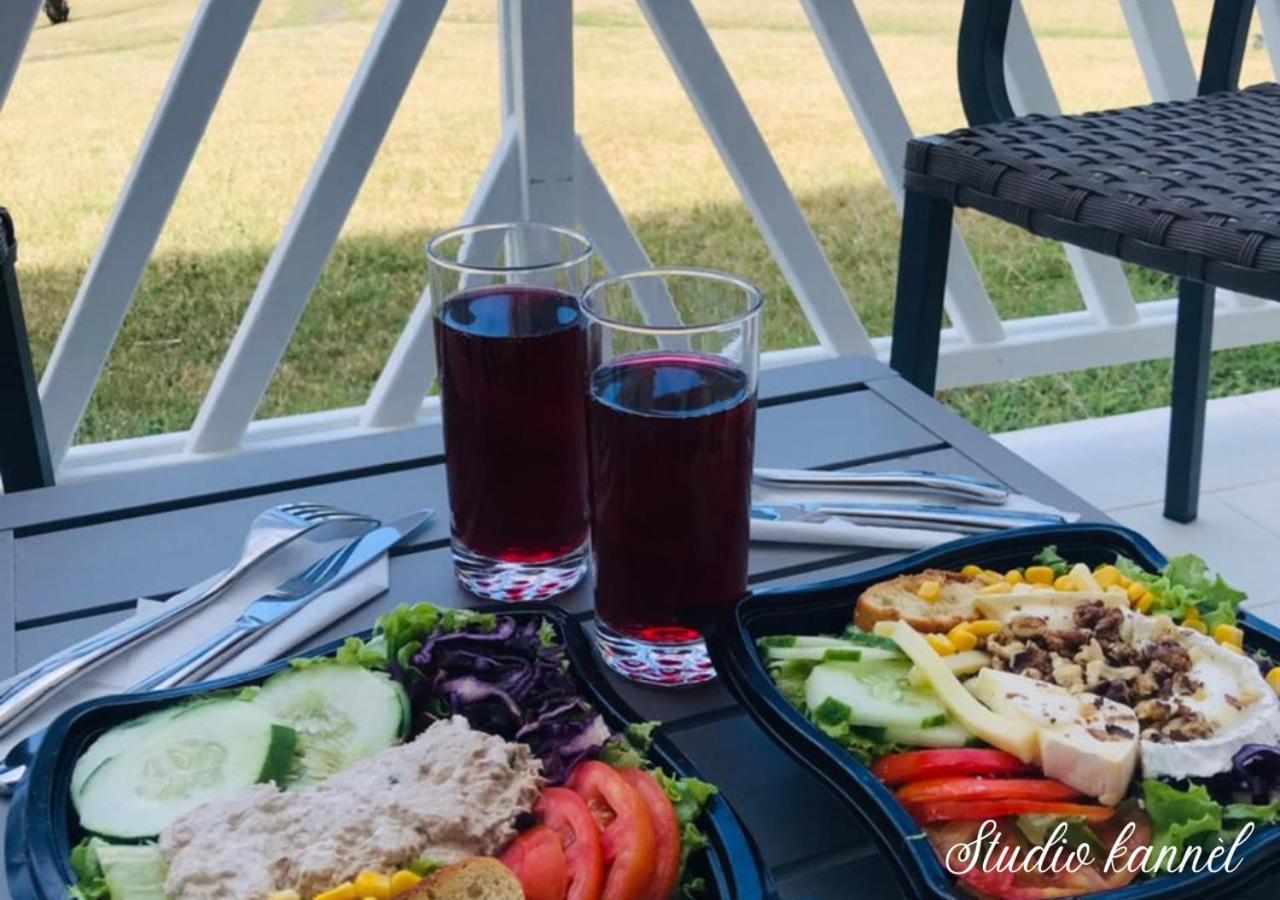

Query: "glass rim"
<box><xmin>579</xmin><ymin>267</ymin><xmax>765</xmax><ymax>336</ymax></box>
<box><xmin>425</xmin><ymin>221</ymin><xmax>593</xmax><ymax>275</ymax></box>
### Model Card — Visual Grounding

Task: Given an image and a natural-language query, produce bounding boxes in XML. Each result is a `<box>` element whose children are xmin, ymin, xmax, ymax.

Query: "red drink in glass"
<box><xmin>435</xmin><ymin>286</ymin><xmax>589</xmax><ymax>567</ymax></box>
<box><xmin>589</xmin><ymin>352</ymin><xmax>755</xmax><ymax>640</ymax></box>
<box><xmin>581</xmin><ymin>268</ymin><xmax>762</xmax><ymax>686</ymax></box>
<box><xmin>428</xmin><ymin>223</ymin><xmax>593</xmax><ymax>601</ymax></box>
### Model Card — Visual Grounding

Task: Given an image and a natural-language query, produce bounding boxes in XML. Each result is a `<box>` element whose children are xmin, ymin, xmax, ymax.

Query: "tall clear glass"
<box><xmin>428</xmin><ymin>222</ymin><xmax>594</xmax><ymax>601</ymax></box>
<box><xmin>581</xmin><ymin>268</ymin><xmax>763</xmax><ymax>686</ymax></box>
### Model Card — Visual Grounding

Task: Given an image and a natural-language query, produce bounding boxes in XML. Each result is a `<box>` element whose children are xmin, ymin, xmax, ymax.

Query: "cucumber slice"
<box><xmin>93</xmin><ymin>840</ymin><xmax>167</xmax><ymax>900</ymax></box>
<box><xmin>805</xmin><ymin>660</ymin><xmax>948</xmax><ymax>730</ymax></box>
<box><xmin>765</xmin><ymin>644</ymin><xmax>900</xmax><ymax>663</ymax></box>
<box><xmin>253</xmin><ymin>662</ymin><xmax>408</xmax><ymax>785</ymax></box>
<box><xmin>72</xmin><ymin>706</ymin><xmax>182</xmax><ymax>797</ymax></box>
<box><xmin>74</xmin><ymin>699</ymin><xmax>295</xmax><ymax>839</ymax></box>
<box><xmin>883</xmin><ymin>720</ymin><xmax>972</xmax><ymax>748</ymax></box>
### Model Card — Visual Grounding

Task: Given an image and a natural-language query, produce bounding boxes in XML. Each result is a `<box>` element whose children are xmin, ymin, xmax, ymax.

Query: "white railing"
<box><xmin>4</xmin><ymin>0</ymin><xmax>1280</xmax><ymax>484</ymax></box>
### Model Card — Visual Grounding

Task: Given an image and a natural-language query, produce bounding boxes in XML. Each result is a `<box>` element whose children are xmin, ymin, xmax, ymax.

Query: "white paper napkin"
<box><xmin>3</xmin><ymin>536</ymin><xmax>388</xmax><ymax>765</ymax></box>
<box><xmin>749</xmin><ymin>479</ymin><xmax>1078</xmax><ymax>549</ymax></box>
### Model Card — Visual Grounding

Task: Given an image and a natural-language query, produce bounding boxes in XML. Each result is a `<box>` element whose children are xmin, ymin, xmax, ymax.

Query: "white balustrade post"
<box><xmin>187</xmin><ymin>0</ymin><xmax>445</xmax><ymax>453</ymax></box>
<box><xmin>38</xmin><ymin>0</ymin><xmax>262</xmax><ymax>470</ymax></box>
<box><xmin>510</xmin><ymin>0</ymin><xmax>576</xmax><ymax>226</ymax></box>
<box><xmin>0</xmin><ymin>0</ymin><xmax>41</xmax><ymax>111</ymax></box>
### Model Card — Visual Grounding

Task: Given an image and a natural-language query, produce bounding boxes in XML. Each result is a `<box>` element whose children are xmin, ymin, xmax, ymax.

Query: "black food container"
<box><xmin>6</xmin><ymin>604</ymin><xmax>775</xmax><ymax>899</ymax></box>
<box><xmin>709</xmin><ymin>523</ymin><xmax>1280</xmax><ymax>899</ymax></box>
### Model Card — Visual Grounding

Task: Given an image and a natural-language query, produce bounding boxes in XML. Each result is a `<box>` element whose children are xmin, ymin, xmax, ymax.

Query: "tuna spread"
<box><xmin>158</xmin><ymin>716</ymin><xmax>542</xmax><ymax>899</ymax></box>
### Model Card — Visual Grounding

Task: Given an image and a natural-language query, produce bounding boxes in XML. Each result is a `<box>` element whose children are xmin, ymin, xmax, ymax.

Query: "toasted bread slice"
<box><xmin>401</xmin><ymin>858</ymin><xmax>523</xmax><ymax>900</ymax></box>
<box><xmin>853</xmin><ymin>569</ymin><xmax>983</xmax><ymax>634</ymax></box>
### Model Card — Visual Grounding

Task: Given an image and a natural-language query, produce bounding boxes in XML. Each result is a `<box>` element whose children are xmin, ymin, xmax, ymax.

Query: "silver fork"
<box><xmin>0</xmin><ymin>502</ymin><xmax>378</xmax><ymax>740</ymax></box>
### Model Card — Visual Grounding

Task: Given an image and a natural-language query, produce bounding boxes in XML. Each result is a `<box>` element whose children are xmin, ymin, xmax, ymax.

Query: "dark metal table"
<box><xmin>0</xmin><ymin>357</ymin><xmax>1105</xmax><ymax>898</ymax></box>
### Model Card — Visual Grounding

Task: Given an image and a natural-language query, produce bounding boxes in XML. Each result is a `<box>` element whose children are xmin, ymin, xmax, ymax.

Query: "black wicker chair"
<box><xmin>889</xmin><ymin>0</ymin><xmax>1270</xmax><ymax>522</ymax></box>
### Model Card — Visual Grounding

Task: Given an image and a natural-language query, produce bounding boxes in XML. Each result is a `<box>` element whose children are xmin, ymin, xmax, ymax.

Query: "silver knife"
<box><xmin>753</xmin><ymin>468</ymin><xmax>1009</xmax><ymax>505</ymax></box>
<box><xmin>751</xmin><ymin>501</ymin><xmax>1066</xmax><ymax>534</ymax></box>
<box><xmin>130</xmin><ymin>509</ymin><xmax>435</xmax><ymax>693</ymax></box>
<box><xmin>0</xmin><ymin>511</ymin><xmax>379</xmax><ymax>742</ymax></box>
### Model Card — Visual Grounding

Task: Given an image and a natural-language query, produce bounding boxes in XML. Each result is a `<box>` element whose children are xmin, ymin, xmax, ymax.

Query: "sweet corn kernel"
<box><xmin>979</xmin><ymin>582</ymin><xmax>1012</xmax><ymax>595</ymax></box>
<box><xmin>1184</xmin><ymin>606</ymin><xmax>1202</xmax><ymax>622</ymax></box>
<box><xmin>926</xmin><ymin>634</ymin><xmax>956</xmax><ymax>656</ymax></box>
<box><xmin>1136</xmin><ymin>593</ymin><xmax>1155</xmax><ymax>614</ymax></box>
<box><xmin>1126</xmin><ymin>583</ymin><xmax>1147</xmax><ymax>604</ymax></box>
<box><xmin>1220</xmin><ymin>641</ymin><xmax>1245</xmax><ymax>655</ymax></box>
<box><xmin>1214</xmin><ymin>624</ymin><xmax>1245</xmax><ymax>647</ymax></box>
<box><xmin>967</xmin><ymin>619</ymin><xmax>1002</xmax><ymax>637</ymax></box>
<box><xmin>1024</xmin><ymin>566</ymin><xmax>1054</xmax><ymax>585</ymax></box>
<box><xmin>352</xmin><ymin>871</ymin><xmax>392</xmax><ymax>900</ymax></box>
<box><xmin>268</xmin><ymin>893</ymin><xmax>301</xmax><ymax>900</ymax></box>
<box><xmin>1094</xmin><ymin>565</ymin><xmax>1119</xmax><ymax>588</ymax></box>
<box><xmin>1106</xmin><ymin>585</ymin><xmax>1130</xmax><ymax>599</ymax></box>
<box><xmin>315</xmin><ymin>884</ymin><xmax>358</xmax><ymax>900</ymax></box>
<box><xmin>948</xmin><ymin>627</ymin><xmax>979</xmax><ymax>652</ymax></box>
<box><xmin>961</xmin><ymin>564</ymin><xmax>983</xmax><ymax>579</ymax></box>
<box><xmin>1267</xmin><ymin>668</ymin><xmax>1280</xmax><ymax>696</ymax></box>
<box><xmin>390</xmin><ymin>871</ymin><xmax>423</xmax><ymax>895</ymax></box>
<box><xmin>1004</xmin><ymin>569</ymin><xmax>1024</xmax><ymax>585</ymax></box>
<box><xmin>977</xmin><ymin>569</ymin><xmax>1003</xmax><ymax>585</ymax></box>
<box><xmin>1184</xmin><ymin>619</ymin><xmax>1208</xmax><ymax>635</ymax></box>
<box><xmin>1117</xmin><ymin>573</ymin><xmax>1132</xmax><ymax>587</ymax></box>
<box><xmin>916</xmin><ymin>579</ymin><xmax>942</xmax><ymax>603</ymax></box>
<box><xmin>1053</xmin><ymin>576</ymin><xmax>1078</xmax><ymax>592</ymax></box>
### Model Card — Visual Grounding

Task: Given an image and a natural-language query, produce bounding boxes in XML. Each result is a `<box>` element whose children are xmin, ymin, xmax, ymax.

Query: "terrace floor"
<box><xmin>997</xmin><ymin>388</ymin><xmax>1280</xmax><ymax>626</ymax></box>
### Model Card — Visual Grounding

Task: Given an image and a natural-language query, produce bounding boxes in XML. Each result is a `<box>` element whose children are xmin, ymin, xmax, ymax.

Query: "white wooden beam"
<box><xmin>187</xmin><ymin>0</ymin><xmax>445</xmax><ymax>453</ymax></box>
<box><xmin>0</xmin><ymin>0</ymin><xmax>40</xmax><ymax>111</ymax></box>
<box><xmin>1004</xmin><ymin>0</ymin><xmax>1141</xmax><ymax>328</ymax></box>
<box><xmin>511</xmin><ymin>0</ymin><xmax>576</xmax><ymax>225</ymax></box>
<box><xmin>636</xmin><ymin>0</ymin><xmax>873</xmax><ymax>357</ymax></box>
<box><xmin>38</xmin><ymin>0</ymin><xmax>261</xmax><ymax>468</ymax></box>
<box><xmin>800</xmin><ymin>0</ymin><xmax>1005</xmax><ymax>346</ymax></box>
<box><xmin>361</xmin><ymin>123</ymin><xmax>522</xmax><ymax>429</ymax></box>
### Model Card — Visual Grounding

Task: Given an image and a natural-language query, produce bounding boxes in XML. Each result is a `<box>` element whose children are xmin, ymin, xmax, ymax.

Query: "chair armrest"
<box><xmin>1200</xmin><ymin>0</ymin><xmax>1255</xmax><ymax>94</ymax></box>
<box><xmin>957</xmin><ymin>0</ymin><xmax>1016</xmax><ymax>126</ymax></box>
<box><xmin>958</xmin><ymin>0</ymin><xmax>1254</xmax><ymax>127</ymax></box>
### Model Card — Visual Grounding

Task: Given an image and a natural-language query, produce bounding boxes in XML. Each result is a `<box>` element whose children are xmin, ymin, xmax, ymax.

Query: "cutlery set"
<box><xmin>1</xmin><ymin>465</ymin><xmax>1044</xmax><ymax>793</ymax></box>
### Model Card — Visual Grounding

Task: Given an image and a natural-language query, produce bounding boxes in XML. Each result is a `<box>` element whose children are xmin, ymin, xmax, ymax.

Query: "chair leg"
<box><xmin>889</xmin><ymin>189</ymin><xmax>954</xmax><ymax>395</ymax></box>
<box><xmin>1164</xmin><ymin>279</ymin><xmax>1215</xmax><ymax>523</ymax></box>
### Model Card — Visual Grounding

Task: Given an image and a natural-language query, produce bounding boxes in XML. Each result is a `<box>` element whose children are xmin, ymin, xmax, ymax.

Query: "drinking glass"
<box><xmin>580</xmin><ymin>268</ymin><xmax>763</xmax><ymax>686</ymax></box>
<box><xmin>428</xmin><ymin>222</ymin><xmax>594</xmax><ymax>601</ymax></box>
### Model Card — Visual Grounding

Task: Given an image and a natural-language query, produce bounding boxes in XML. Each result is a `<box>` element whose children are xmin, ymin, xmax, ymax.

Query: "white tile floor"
<box><xmin>996</xmin><ymin>389</ymin><xmax>1280</xmax><ymax>625</ymax></box>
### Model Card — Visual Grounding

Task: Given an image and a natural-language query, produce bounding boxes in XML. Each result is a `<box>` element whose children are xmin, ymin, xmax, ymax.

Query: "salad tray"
<box><xmin>6</xmin><ymin>603</ymin><xmax>774</xmax><ymax>900</ymax></box>
<box><xmin>709</xmin><ymin>523</ymin><xmax>1280</xmax><ymax>899</ymax></box>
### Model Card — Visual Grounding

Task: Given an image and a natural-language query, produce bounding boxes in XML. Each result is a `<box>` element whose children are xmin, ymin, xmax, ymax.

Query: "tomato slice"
<box><xmin>567</xmin><ymin>761</ymin><xmax>656</xmax><ymax>900</ymax></box>
<box><xmin>906</xmin><ymin>799</ymin><xmax>1116</xmax><ymax>825</ymax></box>
<box><xmin>896</xmin><ymin>777</ymin><xmax>1081</xmax><ymax>805</ymax></box>
<box><xmin>499</xmin><ymin>825</ymin><xmax>569</xmax><ymax>900</ymax></box>
<box><xmin>618</xmin><ymin>769</ymin><xmax>681</xmax><ymax>900</ymax></box>
<box><xmin>872</xmin><ymin>749</ymin><xmax>1032</xmax><ymax>787</ymax></box>
<box><xmin>537</xmin><ymin>786</ymin><xmax>605</xmax><ymax>900</ymax></box>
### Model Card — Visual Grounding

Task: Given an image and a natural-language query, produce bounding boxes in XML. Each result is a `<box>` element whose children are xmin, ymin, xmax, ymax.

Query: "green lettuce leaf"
<box><xmin>599</xmin><ymin>722</ymin><xmax>658</xmax><ymax>769</ymax></box>
<box><xmin>1117</xmin><ymin>554</ymin><xmax>1247</xmax><ymax>630</ymax></box>
<box><xmin>1142</xmin><ymin>781</ymin><xmax>1224</xmax><ymax>871</ymax></box>
<box><xmin>69</xmin><ymin>838</ymin><xmax>110</xmax><ymax>900</ymax></box>
<box><xmin>1033</xmin><ymin>545</ymin><xmax>1072</xmax><ymax>576</ymax></box>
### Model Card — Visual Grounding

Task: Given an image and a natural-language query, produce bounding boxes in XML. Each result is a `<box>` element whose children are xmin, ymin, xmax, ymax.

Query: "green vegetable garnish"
<box><xmin>1032</xmin><ymin>545</ymin><xmax>1072</xmax><ymax>576</ymax></box>
<box><xmin>1117</xmin><ymin>554</ymin><xmax>1247</xmax><ymax>630</ymax></box>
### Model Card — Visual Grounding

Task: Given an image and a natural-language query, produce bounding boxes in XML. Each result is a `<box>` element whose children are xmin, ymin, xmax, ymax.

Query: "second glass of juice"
<box><xmin>581</xmin><ymin>268</ymin><xmax>762</xmax><ymax>686</ymax></box>
<box><xmin>428</xmin><ymin>222</ymin><xmax>593</xmax><ymax>601</ymax></box>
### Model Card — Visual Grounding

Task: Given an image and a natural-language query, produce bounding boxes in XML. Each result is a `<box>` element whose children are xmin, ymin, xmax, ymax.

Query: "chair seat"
<box><xmin>905</xmin><ymin>83</ymin><xmax>1280</xmax><ymax>298</ymax></box>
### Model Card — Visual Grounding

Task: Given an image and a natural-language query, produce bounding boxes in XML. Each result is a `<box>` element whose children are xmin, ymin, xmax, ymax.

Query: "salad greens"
<box><xmin>1115</xmin><ymin>552</ymin><xmax>1247</xmax><ymax>630</ymax></box>
<box><xmin>68</xmin><ymin>839</ymin><xmax>109</xmax><ymax>900</ymax></box>
<box><xmin>1142</xmin><ymin>780</ymin><xmax>1280</xmax><ymax>872</ymax></box>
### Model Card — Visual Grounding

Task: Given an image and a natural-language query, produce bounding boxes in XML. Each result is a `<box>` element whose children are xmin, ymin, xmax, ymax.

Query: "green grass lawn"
<box><xmin>5</xmin><ymin>0</ymin><xmax>1280</xmax><ymax>446</ymax></box>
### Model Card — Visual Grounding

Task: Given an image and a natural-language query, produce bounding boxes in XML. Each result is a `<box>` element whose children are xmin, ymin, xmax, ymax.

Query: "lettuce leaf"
<box><xmin>1142</xmin><ymin>781</ymin><xmax>1224</xmax><ymax>871</ymax></box>
<box><xmin>1033</xmin><ymin>545</ymin><xmax>1072</xmax><ymax>576</ymax></box>
<box><xmin>1117</xmin><ymin>554</ymin><xmax>1246</xmax><ymax>630</ymax></box>
<box><xmin>68</xmin><ymin>838</ymin><xmax>109</xmax><ymax>900</ymax></box>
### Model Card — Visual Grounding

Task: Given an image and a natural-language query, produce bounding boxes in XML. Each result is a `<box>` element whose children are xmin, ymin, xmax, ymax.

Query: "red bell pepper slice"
<box><xmin>896</xmin><ymin>777</ymin><xmax>1081</xmax><ymax>805</ymax></box>
<box><xmin>905</xmin><ymin>799</ymin><xmax>1116</xmax><ymax>825</ymax></box>
<box><xmin>871</xmin><ymin>749</ymin><xmax>1032</xmax><ymax>787</ymax></box>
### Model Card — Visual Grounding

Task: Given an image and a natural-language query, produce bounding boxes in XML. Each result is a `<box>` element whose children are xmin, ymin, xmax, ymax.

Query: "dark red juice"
<box><xmin>588</xmin><ymin>352</ymin><xmax>756</xmax><ymax>641</ymax></box>
<box><xmin>434</xmin><ymin>286</ymin><xmax>589</xmax><ymax>562</ymax></box>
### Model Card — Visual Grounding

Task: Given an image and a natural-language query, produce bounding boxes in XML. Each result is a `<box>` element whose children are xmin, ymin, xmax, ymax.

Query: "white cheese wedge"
<box><xmin>1131</xmin><ymin>615</ymin><xmax>1280</xmax><ymax>779</ymax></box>
<box><xmin>969</xmin><ymin>668</ymin><xmax>1138</xmax><ymax>806</ymax></box>
<box><xmin>975</xmin><ymin>589</ymin><xmax>1129</xmax><ymax>631</ymax></box>
<box><xmin>889</xmin><ymin>623</ymin><xmax>1038</xmax><ymax>762</ymax></box>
